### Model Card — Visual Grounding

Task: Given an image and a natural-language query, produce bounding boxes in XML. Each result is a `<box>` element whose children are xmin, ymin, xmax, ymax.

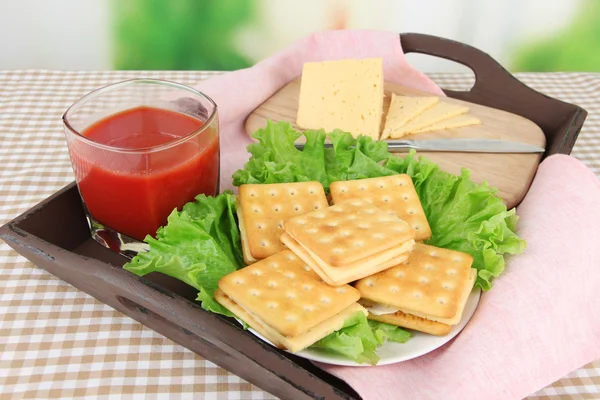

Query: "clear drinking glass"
<box><xmin>62</xmin><ymin>79</ymin><xmax>219</xmax><ymax>257</ymax></box>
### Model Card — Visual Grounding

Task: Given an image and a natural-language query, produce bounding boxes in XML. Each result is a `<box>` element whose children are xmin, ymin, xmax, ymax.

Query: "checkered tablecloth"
<box><xmin>1</xmin><ymin>70</ymin><xmax>598</xmax><ymax>400</ymax></box>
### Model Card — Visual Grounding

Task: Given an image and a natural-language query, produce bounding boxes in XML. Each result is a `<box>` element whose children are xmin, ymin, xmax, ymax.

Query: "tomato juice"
<box><xmin>68</xmin><ymin>106</ymin><xmax>219</xmax><ymax>241</ymax></box>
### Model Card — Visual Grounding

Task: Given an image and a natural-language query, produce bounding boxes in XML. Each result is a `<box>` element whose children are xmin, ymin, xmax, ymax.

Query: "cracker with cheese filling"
<box><xmin>355</xmin><ymin>243</ymin><xmax>477</xmax><ymax>336</ymax></box>
<box><xmin>216</xmin><ymin>250</ymin><xmax>366</xmax><ymax>353</ymax></box>
<box><xmin>281</xmin><ymin>199</ymin><xmax>416</xmax><ymax>286</ymax></box>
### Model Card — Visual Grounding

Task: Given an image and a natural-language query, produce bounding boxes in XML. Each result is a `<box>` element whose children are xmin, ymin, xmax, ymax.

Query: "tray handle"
<box><xmin>399</xmin><ymin>33</ymin><xmax>587</xmax><ymax>157</ymax></box>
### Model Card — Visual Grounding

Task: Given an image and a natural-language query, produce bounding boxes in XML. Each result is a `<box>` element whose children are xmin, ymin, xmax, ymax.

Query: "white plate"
<box><xmin>244</xmin><ymin>288</ymin><xmax>481</xmax><ymax>366</ymax></box>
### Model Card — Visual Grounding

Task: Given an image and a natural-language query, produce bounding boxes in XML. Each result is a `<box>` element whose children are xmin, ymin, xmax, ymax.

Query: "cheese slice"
<box><xmin>389</xmin><ymin>101</ymin><xmax>469</xmax><ymax>139</ymax></box>
<box><xmin>361</xmin><ymin>302</ymin><xmax>400</xmax><ymax>316</ymax></box>
<box><xmin>412</xmin><ymin>114</ymin><xmax>481</xmax><ymax>134</ymax></box>
<box><xmin>297</xmin><ymin>58</ymin><xmax>384</xmax><ymax>139</ymax></box>
<box><xmin>381</xmin><ymin>94</ymin><xmax>439</xmax><ymax>139</ymax></box>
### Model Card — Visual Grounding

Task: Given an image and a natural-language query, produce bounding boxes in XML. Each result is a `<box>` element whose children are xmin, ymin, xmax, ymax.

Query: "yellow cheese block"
<box><xmin>381</xmin><ymin>94</ymin><xmax>439</xmax><ymax>139</ymax></box>
<box><xmin>390</xmin><ymin>102</ymin><xmax>470</xmax><ymax>139</ymax></box>
<box><xmin>413</xmin><ymin>114</ymin><xmax>481</xmax><ymax>134</ymax></box>
<box><xmin>296</xmin><ymin>58</ymin><xmax>384</xmax><ymax>139</ymax></box>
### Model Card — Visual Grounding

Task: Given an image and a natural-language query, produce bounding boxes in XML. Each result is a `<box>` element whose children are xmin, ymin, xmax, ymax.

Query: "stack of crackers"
<box><xmin>215</xmin><ymin>176</ymin><xmax>477</xmax><ymax>354</ymax></box>
<box><xmin>295</xmin><ymin>58</ymin><xmax>481</xmax><ymax>141</ymax></box>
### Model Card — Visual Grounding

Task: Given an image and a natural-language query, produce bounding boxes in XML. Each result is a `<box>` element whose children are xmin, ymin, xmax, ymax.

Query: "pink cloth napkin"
<box><xmin>190</xmin><ymin>30</ymin><xmax>600</xmax><ymax>399</ymax></box>
<box><xmin>323</xmin><ymin>154</ymin><xmax>600</xmax><ymax>399</ymax></box>
<box><xmin>192</xmin><ymin>30</ymin><xmax>443</xmax><ymax>191</ymax></box>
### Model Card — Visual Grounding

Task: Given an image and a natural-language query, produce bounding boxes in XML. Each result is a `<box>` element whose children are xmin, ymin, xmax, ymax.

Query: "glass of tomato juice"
<box><xmin>62</xmin><ymin>79</ymin><xmax>219</xmax><ymax>250</ymax></box>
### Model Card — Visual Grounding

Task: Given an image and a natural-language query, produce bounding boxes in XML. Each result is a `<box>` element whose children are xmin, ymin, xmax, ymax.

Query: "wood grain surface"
<box><xmin>245</xmin><ymin>78</ymin><xmax>546</xmax><ymax>209</ymax></box>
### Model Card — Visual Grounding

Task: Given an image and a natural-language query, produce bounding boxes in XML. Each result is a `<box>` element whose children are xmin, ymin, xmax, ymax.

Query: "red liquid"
<box><xmin>71</xmin><ymin>106</ymin><xmax>219</xmax><ymax>241</ymax></box>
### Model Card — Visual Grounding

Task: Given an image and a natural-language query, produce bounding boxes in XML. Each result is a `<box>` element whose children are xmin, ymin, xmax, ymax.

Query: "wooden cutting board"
<box><xmin>245</xmin><ymin>78</ymin><xmax>546</xmax><ymax>209</ymax></box>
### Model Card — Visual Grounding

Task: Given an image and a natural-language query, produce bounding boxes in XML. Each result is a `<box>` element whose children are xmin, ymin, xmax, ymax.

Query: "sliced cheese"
<box><xmin>361</xmin><ymin>302</ymin><xmax>400</xmax><ymax>316</ymax></box>
<box><xmin>381</xmin><ymin>94</ymin><xmax>439</xmax><ymax>139</ymax></box>
<box><xmin>412</xmin><ymin>114</ymin><xmax>481</xmax><ymax>134</ymax></box>
<box><xmin>390</xmin><ymin>101</ymin><xmax>469</xmax><ymax>139</ymax></box>
<box><xmin>296</xmin><ymin>58</ymin><xmax>384</xmax><ymax>140</ymax></box>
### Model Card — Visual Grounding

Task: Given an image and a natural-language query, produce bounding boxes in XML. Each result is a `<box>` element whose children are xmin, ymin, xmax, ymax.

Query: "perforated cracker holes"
<box><xmin>218</xmin><ymin>250</ymin><xmax>361</xmax><ymax>337</ymax></box>
<box><xmin>355</xmin><ymin>243</ymin><xmax>475</xmax><ymax>323</ymax></box>
<box><xmin>284</xmin><ymin>199</ymin><xmax>415</xmax><ymax>266</ymax></box>
<box><xmin>330</xmin><ymin>174</ymin><xmax>432</xmax><ymax>241</ymax></box>
<box><xmin>238</xmin><ymin>181</ymin><xmax>328</xmax><ymax>261</ymax></box>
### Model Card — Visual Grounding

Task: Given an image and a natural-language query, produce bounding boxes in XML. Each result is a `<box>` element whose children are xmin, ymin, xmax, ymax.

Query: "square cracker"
<box><xmin>329</xmin><ymin>174</ymin><xmax>432</xmax><ymax>241</ymax></box>
<box><xmin>237</xmin><ymin>182</ymin><xmax>328</xmax><ymax>262</ymax></box>
<box><xmin>218</xmin><ymin>250</ymin><xmax>360</xmax><ymax>337</ymax></box>
<box><xmin>216</xmin><ymin>290</ymin><xmax>366</xmax><ymax>353</ymax></box>
<box><xmin>284</xmin><ymin>199</ymin><xmax>415</xmax><ymax>267</ymax></box>
<box><xmin>355</xmin><ymin>243</ymin><xmax>476</xmax><ymax>323</ymax></box>
<box><xmin>281</xmin><ymin>232</ymin><xmax>413</xmax><ymax>286</ymax></box>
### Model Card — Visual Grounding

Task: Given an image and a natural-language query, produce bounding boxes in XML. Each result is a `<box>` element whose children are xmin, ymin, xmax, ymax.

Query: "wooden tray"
<box><xmin>0</xmin><ymin>33</ymin><xmax>587</xmax><ymax>400</ymax></box>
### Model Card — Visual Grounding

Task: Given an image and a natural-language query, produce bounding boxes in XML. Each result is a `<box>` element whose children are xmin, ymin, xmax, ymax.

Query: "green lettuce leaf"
<box><xmin>307</xmin><ymin>313</ymin><xmax>412</xmax><ymax>365</ymax></box>
<box><xmin>368</xmin><ymin>320</ymin><xmax>412</xmax><ymax>344</ymax></box>
<box><xmin>325</xmin><ymin>129</ymin><xmax>395</xmax><ymax>183</ymax></box>
<box><xmin>232</xmin><ymin>121</ymin><xmax>526</xmax><ymax>290</ymax></box>
<box><xmin>123</xmin><ymin>192</ymin><xmax>243</xmax><ymax>316</ymax></box>
<box><xmin>233</xmin><ymin>121</ymin><xmax>394</xmax><ymax>193</ymax></box>
<box><xmin>309</xmin><ymin>312</ymin><xmax>381</xmax><ymax>365</ymax></box>
<box><xmin>232</xmin><ymin>120</ymin><xmax>329</xmax><ymax>188</ymax></box>
<box><xmin>384</xmin><ymin>151</ymin><xmax>526</xmax><ymax>290</ymax></box>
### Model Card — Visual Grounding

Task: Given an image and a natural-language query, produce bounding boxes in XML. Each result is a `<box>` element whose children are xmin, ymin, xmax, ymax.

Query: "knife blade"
<box><xmin>294</xmin><ymin>138</ymin><xmax>545</xmax><ymax>153</ymax></box>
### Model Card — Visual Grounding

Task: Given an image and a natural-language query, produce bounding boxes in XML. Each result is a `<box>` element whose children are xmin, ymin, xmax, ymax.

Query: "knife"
<box><xmin>294</xmin><ymin>138</ymin><xmax>545</xmax><ymax>153</ymax></box>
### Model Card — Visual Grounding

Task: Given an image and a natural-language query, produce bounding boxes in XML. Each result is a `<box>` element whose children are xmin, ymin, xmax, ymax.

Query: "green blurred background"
<box><xmin>512</xmin><ymin>0</ymin><xmax>600</xmax><ymax>72</ymax></box>
<box><xmin>1</xmin><ymin>0</ymin><xmax>599</xmax><ymax>72</ymax></box>
<box><xmin>112</xmin><ymin>0</ymin><xmax>600</xmax><ymax>72</ymax></box>
<box><xmin>113</xmin><ymin>0</ymin><xmax>255</xmax><ymax>70</ymax></box>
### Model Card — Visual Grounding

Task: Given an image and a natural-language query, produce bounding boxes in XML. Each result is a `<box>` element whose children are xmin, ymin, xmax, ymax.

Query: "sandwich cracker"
<box><xmin>367</xmin><ymin>308</ymin><xmax>451</xmax><ymax>336</ymax></box>
<box><xmin>237</xmin><ymin>182</ymin><xmax>328</xmax><ymax>263</ymax></box>
<box><xmin>330</xmin><ymin>174</ymin><xmax>432</xmax><ymax>241</ymax></box>
<box><xmin>281</xmin><ymin>232</ymin><xmax>413</xmax><ymax>286</ymax></box>
<box><xmin>218</xmin><ymin>250</ymin><xmax>361</xmax><ymax>338</ymax></box>
<box><xmin>284</xmin><ymin>199</ymin><xmax>415</xmax><ymax>266</ymax></box>
<box><xmin>216</xmin><ymin>290</ymin><xmax>366</xmax><ymax>353</ymax></box>
<box><xmin>355</xmin><ymin>243</ymin><xmax>476</xmax><ymax>324</ymax></box>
